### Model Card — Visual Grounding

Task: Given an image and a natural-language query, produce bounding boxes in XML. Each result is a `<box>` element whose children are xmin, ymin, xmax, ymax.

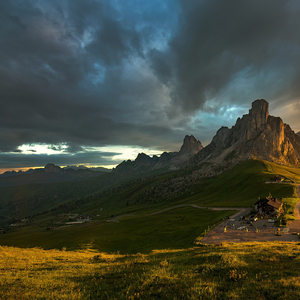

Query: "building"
<box><xmin>270</xmin><ymin>176</ymin><xmax>284</xmax><ymax>183</ymax></box>
<box><xmin>253</xmin><ymin>196</ymin><xmax>283</xmax><ymax>217</ymax></box>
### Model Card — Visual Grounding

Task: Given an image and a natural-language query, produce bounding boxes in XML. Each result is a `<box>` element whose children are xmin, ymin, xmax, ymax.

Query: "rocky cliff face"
<box><xmin>178</xmin><ymin>135</ymin><xmax>203</xmax><ymax>156</ymax></box>
<box><xmin>191</xmin><ymin>99</ymin><xmax>300</xmax><ymax>166</ymax></box>
<box><xmin>114</xmin><ymin>135</ymin><xmax>203</xmax><ymax>174</ymax></box>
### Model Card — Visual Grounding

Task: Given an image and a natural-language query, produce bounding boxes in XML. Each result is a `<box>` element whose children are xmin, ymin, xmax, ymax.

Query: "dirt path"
<box><xmin>294</xmin><ymin>185</ymin><xmax>300</xmax><ymax>220</ymax></box>
<box><xmin>147</xmin><ymin>205</ymin><xmax>245</xmax><ymax>216</ymax></box>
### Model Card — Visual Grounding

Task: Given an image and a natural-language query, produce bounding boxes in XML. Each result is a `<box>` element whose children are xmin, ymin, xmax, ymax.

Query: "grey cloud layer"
<box><xmin>1</xmin><ymin>0</ymin><xmax>300</xmax><ymax>169</ymax></box>
<box><xmin>0</xmin><ymin>151</ymin><xmax>121</xmax><ymax>169</ymax></box>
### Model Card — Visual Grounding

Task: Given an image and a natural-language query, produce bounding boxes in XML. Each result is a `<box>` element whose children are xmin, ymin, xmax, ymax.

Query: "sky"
<box><xmin>1</xmin><ymin>0</ymin><xmax>300</xmax><ymax>173</ymax></box>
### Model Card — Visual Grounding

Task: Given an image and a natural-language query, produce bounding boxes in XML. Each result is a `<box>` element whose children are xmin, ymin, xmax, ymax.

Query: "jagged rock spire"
<box><xmin>178</xmin><ymin>135</ymin><xmax>203</xmax><ymax>155</ymax></box>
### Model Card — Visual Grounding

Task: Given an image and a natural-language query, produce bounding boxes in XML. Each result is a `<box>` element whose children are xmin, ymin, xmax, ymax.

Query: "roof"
<box><xmin>267</xmin><ymin>199</ymin><xmax>282</xmax><ymax>209</ymax></box>
<box><xmin>254</xmin><ymin>197</ymin><xmax>282</xmax><ymax>209</ymax></box>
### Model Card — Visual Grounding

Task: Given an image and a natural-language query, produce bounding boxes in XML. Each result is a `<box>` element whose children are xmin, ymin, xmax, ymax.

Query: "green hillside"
<box><xmin>0</xmin><ymin>159</ymin><xmax>300</xmax><ymax>298</ymax></box>
<box><xmin>0</xmin><ymin>207</ymin><xmax>234</xmax><ymax>254</ymax></box>
<box><xmin>78</xmin><ymin>159</ymin><xmax>295</xmax><ymax>220</ymax></box>
<box><xmin>176</xmin><ymin>159</ymin><xmax>297</xmax><ymax>207</ymax></box>
<box><xmin>0</xmin><ymin>168</ymin><xmax>170</xmax><ymax>226</ymax></box>
<box><xmin>0</xmin><ymin>159</ymin><xmax>299</xmax><ymax>254</ymax></box>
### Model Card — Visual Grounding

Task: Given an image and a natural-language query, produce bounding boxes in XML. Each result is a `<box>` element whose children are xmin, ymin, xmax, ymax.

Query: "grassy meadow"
<box><xmin>2</xmin><ymin>242</ymin><xmax>300</xmax><ymax>299</ymax></box>
<box><xmin>1</xmin><ymin>159</ymin><xmax>300</xmax><ymax>299</ymax></box>
<box><xmin>0</xmin><ymin>207</ymin><xmax>235</xmax><ymax>254</ymax></box>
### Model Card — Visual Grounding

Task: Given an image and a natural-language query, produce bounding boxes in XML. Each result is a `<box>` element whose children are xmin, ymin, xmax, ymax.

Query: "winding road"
<box><xmin>147</xmin><ymin>204</ymin><xmax>247</xmax><ymax>216</ymax></box>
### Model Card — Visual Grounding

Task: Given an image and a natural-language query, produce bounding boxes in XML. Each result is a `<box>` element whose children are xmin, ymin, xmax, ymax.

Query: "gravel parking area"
<box><xmin>201</xmin><ymin>216</ymin><xmax>300</xmax><ymax>244</ymax></box>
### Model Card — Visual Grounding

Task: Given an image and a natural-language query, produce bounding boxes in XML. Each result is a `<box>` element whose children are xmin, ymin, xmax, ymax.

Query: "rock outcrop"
<box><xmin>178</xmin><ymin>135</ymin><xmax>203</xmax><ymax>156</ymax></box>
<box><xmin>191</xmin><ymin>99</ymin><xmax>300</xmax><ymax>166</ymax></box>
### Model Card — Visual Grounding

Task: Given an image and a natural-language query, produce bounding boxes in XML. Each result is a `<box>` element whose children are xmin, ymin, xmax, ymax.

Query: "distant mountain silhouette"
<box><xmin>0</xmin><ymin>163</ymin><xmax>106</xmax><ymax>187</ymax></box>
<box><xmin>0</xmin><ymin>169</ymin><xmax>35</xmax><ymax>178</ymax></box>
<box><xmin>64</xmin><ymin>165</ymin><xmax>111</xmax><ymax>172</ymax></box>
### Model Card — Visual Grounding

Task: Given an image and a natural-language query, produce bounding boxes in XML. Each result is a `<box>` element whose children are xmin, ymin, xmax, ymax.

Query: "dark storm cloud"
<box><xmin>1</xmin><ymin>0</ymin><xmax>300</xmax><ymax>170</ymax></box>
<box><xmin>150</xmin><ymin>0</ymin><xmax>300</xmax><ymax>117</ymax></box>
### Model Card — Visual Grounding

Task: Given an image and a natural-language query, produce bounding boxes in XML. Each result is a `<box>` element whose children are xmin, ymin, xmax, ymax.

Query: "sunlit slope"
<box><xmin>266</xmin><ymin>161</ymin><xmax>300</xmax><ymax>184</ymax></box>
<box><xmin>174</xmin><ymin>159</ymin><xmax>297</xmax><ymax>207</ymax></box>
<box><xmin>2</xmin><ymin>242</ymin><xmax>300</xmax><ymax>299</ymax></box>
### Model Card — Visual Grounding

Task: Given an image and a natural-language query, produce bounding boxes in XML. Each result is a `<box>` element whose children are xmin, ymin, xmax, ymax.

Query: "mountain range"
<box><xmin>1</xmin><ymin>99</ymin><xmax>299</xmax><ymax>226</ymax></box>
<box><xmin>1</xmin><ymin>99</ymin><xmax>299</xmax><ymax>187</ymax></box>
<box><xmin>0</xmin><ymin>163</ymin><xmax>108</xmax><ymax>187</ymax></box>
<box><xmin>114</xmin><ymin>99</ymin><xmax>300</xmax><ymax>174</ymax></box>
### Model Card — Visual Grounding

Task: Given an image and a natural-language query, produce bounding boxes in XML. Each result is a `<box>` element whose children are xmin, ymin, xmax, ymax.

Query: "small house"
<box><xmin>254</xmin><ymin>196</ymin><xmax>283</xmax><ymax>217</ymax></box>
<box><xmin>270</xmin><ymin>176</ymin><xmax>284</xmax><ymax>183</ymax></box>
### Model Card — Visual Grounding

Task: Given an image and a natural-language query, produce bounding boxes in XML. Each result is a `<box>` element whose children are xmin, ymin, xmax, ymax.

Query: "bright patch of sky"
<box><xmin>272</xmin><ymin>98</ymin><xmax>300</xmax><ymax>132</ymax></box>
<box><xmin>16</xmin><ymin>143</ymin><xmax>161</xmax><ymax>165</ymax></box>
<box><xmin>86</xmin><ymin>145</ymin><xmax>162</xmax><ymax>161</ymax></box>
<box><xmin>18</xmin><ymin>144</ymin><xmax>68</xmax><ymax>155</ymax></box>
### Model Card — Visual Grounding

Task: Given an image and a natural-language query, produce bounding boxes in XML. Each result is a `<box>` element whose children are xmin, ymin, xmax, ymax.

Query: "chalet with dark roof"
<box><xmin>254</xmin><ymin>196</ymin><xmax>283</xmax><ymax>217</ymax></box>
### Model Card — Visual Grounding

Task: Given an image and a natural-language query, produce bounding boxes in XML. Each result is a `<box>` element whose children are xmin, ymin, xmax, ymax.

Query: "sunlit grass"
<box><xmin>282</xmin><ymin>197</ymin><xmax>299</xmax><ymax>221</ymax></box>
<box><xmin>2</xmin><ymin>242</ymin><xmax>300</xmax><ymax>299</ymax></box>
<box><xmin>267</xmin><ymin>161</ymin><xmax>300</xmax><ymax>184</ymax></box>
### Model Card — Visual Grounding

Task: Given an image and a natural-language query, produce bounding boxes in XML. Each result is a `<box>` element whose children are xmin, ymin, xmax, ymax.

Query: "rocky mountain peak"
<box><xmin>191</xmin><ymin>99</ymin><xmax>300</xmax><ymax>167</ymax></box>
<box><xmin>250</xmin><ymin>99</ymin><xmax>269</xmax><ymax>118</ymax></box>
<box><xmin>297</xmin><ymin>131</ymin><xmax>300</xmax><ymax>136</ymax></box>
<box><xmin>44</xmin><ymin>163</ymin><xmax>62</xmax><ymax>173</ymax></box>
<box><xmin>178</xmin><ymin>135</ymin><xmax>203</xmax><ymax>156</ymax></box>
<box><xmin>135</xmin><ymin>153</ymin><xmax>153</xmax><ymax>165</ymax></box>
<box><xmin>249</xmin><ymin>99</ymin><xmax>269</xmax><ymax>129</ymax></box>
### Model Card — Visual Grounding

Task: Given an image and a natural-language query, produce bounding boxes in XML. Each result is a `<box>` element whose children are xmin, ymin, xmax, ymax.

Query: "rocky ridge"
<box><xmin>191</xmin><ymin>99</ymin><xmax>300</xmax><ymax>166</ymax></box>
<box><xmin>114</xmin><ymin>135</ymin><xmax>203</xmax><ymax>174</ymax></box>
